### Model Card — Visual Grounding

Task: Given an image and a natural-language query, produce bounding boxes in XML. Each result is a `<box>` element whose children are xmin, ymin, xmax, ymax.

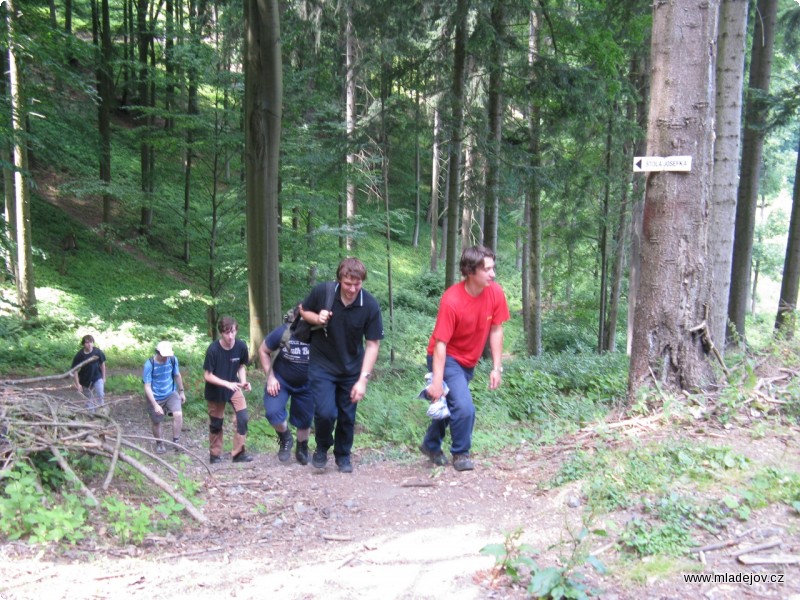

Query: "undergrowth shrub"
<box><xmin>0</xmin><ymin>463</ymin><xmax>91</xmax><ymax>543</ymax></box>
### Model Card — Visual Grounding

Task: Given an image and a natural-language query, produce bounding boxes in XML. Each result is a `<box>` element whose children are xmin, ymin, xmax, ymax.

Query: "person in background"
<box><xmin>258</xmin><ymin>306</ymin><xmax>313</xmax><ymax>465</ymax></box>
<box><xmin>71</xmin><ymin>334</ymin><xmax>107</xmax><ymax>413</ymax></box>
<box><xmin>300</xmin><ymin>257</ymin><xmax>383</xmax><ymax>473</ymax></box>
<box><xmin>142</xmin><ymin>341</ymin><xmax>186</xmax><ymax>454</ymax></box>
<box><xmin>203</xmin><ymin>316</ymin><xmax>253</xmax><ymax>464</ymax></box>
<box><xmin>419</xmin><ymin>245</ymin><xmax>510</xmax><ymax>472</ymax></box>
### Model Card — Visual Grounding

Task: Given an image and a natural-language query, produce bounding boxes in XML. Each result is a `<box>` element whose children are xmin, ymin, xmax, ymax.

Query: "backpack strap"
<box><xmin>323</xmin><ymin>280</ymin><xmax>337</xmax><ymax>312</ymax></box>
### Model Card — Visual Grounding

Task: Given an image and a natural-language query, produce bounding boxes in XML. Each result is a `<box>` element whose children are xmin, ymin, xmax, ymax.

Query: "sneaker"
<box><xmin>419</xmin><ymin>444</ymin><xmax>448</xmax><ymax>466</ymax></box>
<box><xmin>155</xmin><ymin>442</ymin><xmax>166</xmax><ymax>454</ymax></box>
<box><xmin>232</xmin><ymin>452</ymin><xmax>254</xmax><ymax>463</ymax></box>
<box><xmin>336</xmin><ymin>456</ymin><xmax>353</xmax><ymax>473</ymax></box>
<box><xmin>209</xmin><ymin>454</ymin><xmax>222</xmax><ymax>464</ymax></box>
<box><xmin>295</xmin><ymin>440</ymin><xmax>309</xmax><ymax>465</ymax></box>
<box><xmin>312</xmin><ymin>448</ymin><xmax>328</xmax><ymax>469</ymax></box>
<box><xmin>277</xmin><ymin>430</ymin><xmax>294</xmax><ymax>462</ymax></box>
<box><xmin>452</xmin><ymin>453</ymin><xmax>474</xmax><ymax>472</ymax></box>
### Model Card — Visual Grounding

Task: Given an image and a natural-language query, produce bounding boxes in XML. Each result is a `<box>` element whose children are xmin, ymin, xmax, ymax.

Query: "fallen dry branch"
<box><xmin>2</xmin><ymin>355</ymin><xmax>99</xmax><ymax>386</ymax></box>
<box><xmin>731</xmin><ymin>538</ymin><xmax>782</xmax><ymax>557</ymax></box>
<box><xmin>737</xmin><ymin>553</ymin><xmax>800</xmax><ymax>565</ymax></box>
<box><xmin>0</xmin><ymin>384</ymin><xmax>207</xmax><ymax>525</ymax></box>
<box><xmin>690</xmin><ymin>528</ymin><xmax>755</xmax><ymax>554</ymax></box>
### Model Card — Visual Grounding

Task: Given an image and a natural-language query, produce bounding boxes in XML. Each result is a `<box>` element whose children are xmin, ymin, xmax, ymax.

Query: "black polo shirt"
<box><xmin>302</xmin><ymin>281</ymin><xmax>384</xmax><ymax>376</ymax></box>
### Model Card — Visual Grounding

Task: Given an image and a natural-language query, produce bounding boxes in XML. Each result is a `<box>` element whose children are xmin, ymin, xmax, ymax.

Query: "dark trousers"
<box><xmin>310</xmin><ymin>363</ymin><xmax>359</xmax><ymax>459</ymax></box>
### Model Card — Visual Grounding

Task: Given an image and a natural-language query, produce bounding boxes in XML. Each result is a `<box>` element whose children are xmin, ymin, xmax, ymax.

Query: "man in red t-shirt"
<box><xmin>420</xmin><ymin>246</ymin><xmax>510</xmax><ymax>471</ymax></box>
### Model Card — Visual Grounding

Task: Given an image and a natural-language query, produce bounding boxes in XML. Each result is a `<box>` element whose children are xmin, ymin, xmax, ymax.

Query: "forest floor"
<box><xmin>2</xmin><ymin>376</ymin><xmax>800</xmax><ymax>600</ymax></box>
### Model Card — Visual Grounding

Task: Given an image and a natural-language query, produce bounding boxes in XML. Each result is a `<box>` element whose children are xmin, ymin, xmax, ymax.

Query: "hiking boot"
<box><xmin>209</xmin><ymin>454</ymin><xmax>222</xmax><ymax>464</ymax></box>
<box><xmin>452</xmin><ymin>453</ymin><xmax>474</xmax><ymax>472</ymax></box>
<box><xmin>419</xmin><ymin>444</ymin><xmax>448</xmax><ymax>466</ymax></box>
<box><xmin>232</xmin><ymin>452</ymin><xmax>254</xmax><ymax>463</ymax></box>
<box><xmin>172</xmin><ymin>438</ymin><xmax>181</xmax><ymax>453</ymax></box>
<box><xmin>295</xmin><ymin>440</ymin><xmax>309</xmax><ymax>465</ymax></box>
<box><xmin>277</xmin><ymin>430</ymin><xmax>294</xmax><ymax>462</ymax></box>
<box><xmin>155</xmin><ymin>442</ymin><xmax>167</xmax><ymax>454</ymax></box>
<box><xmin>336</xmin><ymin>456</ymin><xmax>353</xmax><ymax>473</ymax></box>
<box><xmin>312</xmin><ymin>448</ymin><xmax>328</xmax><ymax>469</ymax></box>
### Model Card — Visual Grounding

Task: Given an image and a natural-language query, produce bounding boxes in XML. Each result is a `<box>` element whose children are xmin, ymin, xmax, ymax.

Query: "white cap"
<box><xmin>156</xmin><ymin>341</ymin><xmax>174</xmax><ymax>357</ymax></box>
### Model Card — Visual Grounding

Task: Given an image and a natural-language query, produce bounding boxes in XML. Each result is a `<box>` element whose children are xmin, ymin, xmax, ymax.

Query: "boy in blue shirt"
<box><xmin>143</xmin><ymin>341</ymin><xmax>186</xmax><ymax>453</ymax></box>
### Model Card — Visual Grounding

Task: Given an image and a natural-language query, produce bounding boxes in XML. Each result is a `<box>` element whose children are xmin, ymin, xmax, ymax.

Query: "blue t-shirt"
<box><xmin>142</xmin><ymin>356</ymin><xmax>180</xmax><ymax>401</ymax></box>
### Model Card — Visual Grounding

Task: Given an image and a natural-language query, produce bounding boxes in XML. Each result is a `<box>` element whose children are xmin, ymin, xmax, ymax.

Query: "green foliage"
<box><xmin>102</xmin><ymin>496</ymin><xmax>154</xmax><ymax>545</ymax></box>
<box><xmin>480</xmin><ymin>527</ymin><xmax>539</xmax><ymax>584</ymax></box>
<box><xmin>0</xmin><ymin>464</ymin><xmax>90</xmax><ymax>543</ymax></box>
<box><xmin>481</xmin><ymin>525</ymin><xmax>606</xmax><ymax>600</ymax></box>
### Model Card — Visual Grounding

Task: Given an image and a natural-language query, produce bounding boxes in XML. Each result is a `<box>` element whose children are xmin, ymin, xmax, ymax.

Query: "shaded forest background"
<box><xmin>0</xmin><ymin>0</ymin><xmax>797</xmax><ymax>392</ymax></box>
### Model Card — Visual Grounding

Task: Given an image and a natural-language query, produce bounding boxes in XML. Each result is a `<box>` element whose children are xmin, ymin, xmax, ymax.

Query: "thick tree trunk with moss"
<box><xmin>628</xmin><ymin>0</ymin><xmax>719</xmax><ymax>399</ymax></box>
<box><xmin>244</xmin><ymin>0</ymin><xmax>283</xmax><ymax>353</ymax></box>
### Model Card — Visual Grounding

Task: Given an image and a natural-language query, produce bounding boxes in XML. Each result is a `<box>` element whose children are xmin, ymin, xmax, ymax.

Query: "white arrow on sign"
<box><xmin>633</xmin><ymin>156</ymin><xmax>692</xmax><ymax>172</ymax></box>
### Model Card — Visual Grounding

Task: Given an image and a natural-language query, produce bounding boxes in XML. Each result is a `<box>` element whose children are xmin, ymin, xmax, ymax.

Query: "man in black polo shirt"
<box><xmin>299</xmin><ymin>257</ymin><xmax>383</xmax><ymax>473</ymax></box>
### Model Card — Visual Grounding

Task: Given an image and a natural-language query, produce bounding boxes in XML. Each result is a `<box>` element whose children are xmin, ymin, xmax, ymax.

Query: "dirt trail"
<box><xmin>2</xmin><ymin>380</ymin><xmax>800</xmax><ymax>599</ymax></box>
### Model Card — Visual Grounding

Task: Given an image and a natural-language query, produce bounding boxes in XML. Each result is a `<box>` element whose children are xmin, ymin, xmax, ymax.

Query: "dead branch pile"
<box><xmin>0</xmin><ymin>385</ymin><xmax>207</xmax><ymax>524</ymax></box>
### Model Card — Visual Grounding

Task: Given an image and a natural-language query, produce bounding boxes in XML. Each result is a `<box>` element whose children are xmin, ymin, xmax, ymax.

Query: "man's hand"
<box><xmin>350</xmin><ymin>378</ymin><xmax>367</xmax><ymax>403</ymax></box>
<box><xmin>266</xmin><ymin>374</ymin><xmax>281</xmax><ymax>397</ymax></box>
<box><xmin>426</xmin><ymin>382</ymin><xmax>444</xmax><ymax>401</ymax></box>
<box><xmin>153</xmin><ymin>404</ymin><xmax>164</xmax><ymax>416</ymax></box>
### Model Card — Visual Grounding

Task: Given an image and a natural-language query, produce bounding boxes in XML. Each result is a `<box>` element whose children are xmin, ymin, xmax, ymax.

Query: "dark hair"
<box><xmin>460</xmin><ymin>245</ymin><xmax>496</xmax><ymax>277</ymax></box>
<box><xmin>217</xmin><ymin>316</ymin><xmax>238</xmax><ymax>334</ymax></box>
<box><xmin>336</xmin><ymin>257</ymin><xmax>367</xmax><ymax>282</ymax></box>
<box><xmin>80</xmin><ymin>334</ymin><xmax>95</xmax><ymax>346</ymax></box>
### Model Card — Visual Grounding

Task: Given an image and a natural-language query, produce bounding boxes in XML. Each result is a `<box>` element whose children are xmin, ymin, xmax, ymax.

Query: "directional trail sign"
<box><xmin>633</xmin><ymin>156</ymin><xmax>692</xmax><ymax>173</ymax></box>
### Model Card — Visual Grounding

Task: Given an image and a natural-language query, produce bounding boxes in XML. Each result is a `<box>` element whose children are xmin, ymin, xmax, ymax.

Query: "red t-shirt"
<box><xmin>427</xmin><ymin>280</ymin><xmax>510</xmax><ymax>368</ymax></box>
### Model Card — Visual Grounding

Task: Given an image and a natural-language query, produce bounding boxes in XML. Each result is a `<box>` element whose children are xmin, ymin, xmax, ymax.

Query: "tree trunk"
<box><xmin>774</xmin><ymin>136</ymin><xmax>800</xmax><ymax>337</ymax></box>
<box><xmin>65</xmin><ymin>0</ymin><xmax>73</xmax><ymax>34</ymax></box>
<box><xmin>707</xmin><ymin>0</ymin><xmax>749</xmax><ymax>351</ymax></box>
<box><xmin>136</xmin><ymin>0</ymin><xmax>153</xmax><ymax>236</ymax></box>
<box><xmin>445</xmin><ymin>0</ymin><xmax>469</xmax><ymax>289</ymax></box>
<box><xmin>98</xmin><ymin>0</ymin><xmax>113</xmax><ymax>225</ymax></box>
<box><xmin>429</xmin><ymin>106</ymin><xmax>441</xmax><ymax>272</ymax></box>
<box><xmin>727</xmin><ymin>0</ymin><xmax>778</xmax><ymax>345</ymax></box>
<box><xmin>626</xmin><ymin>51</ymin><xmax>650</xmax><ymax>355</ymax></box>
<box><xmin>598</xmin><ymin>114</ymin><xmax>612</xmax><ymax>353</ymax></box>
<box><xmin>525</xmin><ymin>9</ymin><xmax>542</xmax><ymax>357</ymax></box>
<box><xmin>483</xmin><ymin>0</ymin><xmax>504</xmax><ymax>253</ymax></box>
<box><xmin>628</xmin><ymin>0</ymin><xmax>719</xmax><ymax>399</ymax></box>
<box><xmin>244</xmin><ymin>0</ymin><xmax>283</xmax><ymax>353</ymax></box>
<box><xmin>412</xmin><ymin>86</ymin><xmax>421</xmax><ymax>248</ymax></box>
<box><xmin>6</xmin><ymin>0</ymin><xmax>37</xmax><ymax>317</ymax></box>
<box><xmin>380</xmin><ymin>59</ymin><xmax>395</xmax><ymax>364</ymax></box>
<box><xmin>344</xmin><ymin>0</ymin><xmax>356</xmax><ymax>252</ymax></box>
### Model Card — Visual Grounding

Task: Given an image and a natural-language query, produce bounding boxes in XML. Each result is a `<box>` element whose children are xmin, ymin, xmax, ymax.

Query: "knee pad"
<box><xmin>209</xmin><ymin>416</ymin><xmax>224</xmax><ymax>434</ymax></box>
<box><xmin>235</xmin><ymin>408</ymin><xmax>249</xmax><ymax>435</ymax></box>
